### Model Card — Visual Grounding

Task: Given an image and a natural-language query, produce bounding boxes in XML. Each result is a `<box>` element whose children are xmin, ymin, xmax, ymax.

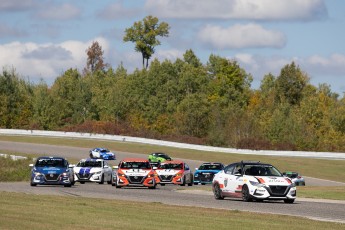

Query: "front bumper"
<box><xmin>31</xmin><ymin>174</ymin><xmax>72</xmax><ymax>185</ymax></box>
<box><xmin>249</xmin><ymin>185</ymin><xmax>297</xmax><ymax>200</ymax></box>
<box><xmin>74</xmin><ymin>173</ymin><xmax>103</xmax><ymax>182</ymax></box>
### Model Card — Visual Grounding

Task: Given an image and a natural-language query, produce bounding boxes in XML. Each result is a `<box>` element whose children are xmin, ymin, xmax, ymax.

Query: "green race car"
<box><xmin>148</xmin><ymin>152</ymin><xmax>172</xmax><ymax>163</ymax></box>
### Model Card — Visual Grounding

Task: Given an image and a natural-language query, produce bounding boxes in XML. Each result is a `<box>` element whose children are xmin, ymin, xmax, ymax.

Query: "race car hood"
<box><xmin>246</xmin><ymin>176</ymin><xmax>292</xmax><ymax>185</ymax></box>
<box><xmin>121</xmin><ymin>169</ymin><xmax>151</xmax><ymax>176</ymax></box>
<box><xmin>155</xmin><ymin>169</ymin><xmax>181</xmax><ymax>175</ymax></box>
<box><xmin>74</xmin><ymin>167</ymin><xmax>103</xmax><ymax>174</ymax></box>
<box><xmin>33</xmin><ymin>166</ymin><xmax>66</xmax><ymax>174</ymax></box>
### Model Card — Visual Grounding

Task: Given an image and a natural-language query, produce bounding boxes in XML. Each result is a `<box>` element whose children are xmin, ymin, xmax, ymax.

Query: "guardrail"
<box><xmin>1</xmin><ymin>129</ymin><xmax>345</xmax><ymax>160</ymax></box>
<box><xmin>0</xmin><ymin>153</ymin><xmax>27</xmax><ymax>160</ymax></box>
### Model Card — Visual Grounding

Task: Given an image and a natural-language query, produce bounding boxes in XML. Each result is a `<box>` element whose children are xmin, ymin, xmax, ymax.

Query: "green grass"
<box><xmin>0</xmin><ymin>191</ymin><xmax>344</xmax><ymax>230</ymax></box>
<box><xmin>298</xmin><ymin>186</ymin><xmax>345</xmax><ymax>200</ymax></box>
<box><xmin>1</xmin><ymin>135</ymin><xmax>344</xmax><ymax>183</ymax></box>
<box><xmin>0</xmin><ymin>157</ymin><xmax>33</xmax><ymax>182</ymax></box>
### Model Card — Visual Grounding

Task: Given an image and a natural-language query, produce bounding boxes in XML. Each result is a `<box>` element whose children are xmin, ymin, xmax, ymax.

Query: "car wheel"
<box><xmin>180</xmin><ymin>176</ymin><xmax>186</xmax><ymax>186</ymax></box>
<box><xmin>99</xmin><ymin>174</ymin><xmax>104</xmax><ymax>184</ymax></box>
<box><xmin>89</xmin><ymin>153</ymin><xmax>93</xmax><ymax>158</ymax></box>
<box><xmin>213</xmin><ymin>183</ymin><xmax>224</xmax><ymax>200</ymax></box>
<box><xmin>80</xmin><ymin>181</ymin><xmax>85</xmax><ymax>184</ymax></box>
<box><xmin>193</xmin><ymin>182</ymin><xmax>198</xmax><ymax>185</ymax></box>
<box><xmin>30</xmin><ymin>181</ymin><xmax>36</xmax><ymax>187</ymax></box>
<box><xmin>160</xmin><ymin>184</ymin><xmax>165</xmax><ymax>186</ymax></box>
<box><xmin>242</xmin><ymin>185</ymin><xmax>252</xmax><ymax>202</ymax></box>
<box><xmin>64</xmin><ymin>184</ymin><xmax>72</xmax><ymax>187</ymax></box>
<box><xmin>284</xmin><ymin>199</ymin><xmax>295</xmax><ymax>204</ymax></box>
<box><xmin>107</xmin><ymin>175</ymin><xmax>112</xmax><ymax>184</ymax></box>
<box><xmin>188</xmin><ymin>175</ymin><xmax>193</xmax><ymax>186</ymax></box>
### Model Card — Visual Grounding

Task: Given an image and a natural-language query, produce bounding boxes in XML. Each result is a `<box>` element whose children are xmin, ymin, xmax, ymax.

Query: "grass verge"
<box><xmin>0</xmin><ymin>191</ymin><xmax>344</xmax><ymax>230</ymax></box>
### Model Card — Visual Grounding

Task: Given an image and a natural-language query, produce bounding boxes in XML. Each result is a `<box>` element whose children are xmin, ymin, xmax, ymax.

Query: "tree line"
<box><xmin>1</xmin><ymin>16</ymin><xmax>345</xmax><ymax>152</ymax></box>
<box><xmin>1</xmin><ymin>50</ymin><xmax>345</xmax><ymax>152</ymax></box>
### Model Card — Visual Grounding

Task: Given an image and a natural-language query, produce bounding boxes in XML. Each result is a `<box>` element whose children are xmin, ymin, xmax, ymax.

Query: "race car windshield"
<box><xmin>199</xmin><ymin>164</ymin><xmax>222</xmax><ymax>170</ymax></box>
<box><xmin>158</xmin><ymin>163</ymin><xmax>183</xmax><ymax>170</ymax></box>
<box><xmin>120</xmin><ymin>162</ymin><xmax>151</xmax><ymax>169</ymax></box>
<box><xmin>157</xmin><ymin>154</ymin><xmax>170</xmax><ymax>159</ymax></box>
<box><xmin>36</xmin><ymin>159</ymin><xmax>65</xmax><ymax>167</ymax></box>
<box><xmin>100</xmin><ymin>149</ymin><xmax>109</xmax><ymax>153</ymax></box>
<box><xmin>77</xmin><ymin>161</ymin><xmax>102</xmax><ymax>167</ymax></box>
<box><xmin>243</xmin><ymin>165</ymin><xmax>282</xmax><ymax>177</ymax></box>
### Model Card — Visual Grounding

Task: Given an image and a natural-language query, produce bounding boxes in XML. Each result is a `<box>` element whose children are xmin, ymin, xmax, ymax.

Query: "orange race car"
<box><xmin>155</xmin><ymin>160</ymin><xmax>194</xmax><ymax>186</ymax></box>
<box><xmin>112</xmin><ymin>158</ymin><xmax>160</xmax><ymax>189</ymax></box>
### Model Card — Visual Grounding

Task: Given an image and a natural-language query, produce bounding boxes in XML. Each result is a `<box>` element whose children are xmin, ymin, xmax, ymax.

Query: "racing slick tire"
<box><xmin>242</xmin><ymin>185</ymin><xmax>252</xmax><ymax>202</ymax></box>
<box><xmin>187</xmin><ymin>177</ymin><xmax>193</xmax><ymax>186</ymax></box>
<box><xmin>89</xmin><ymin>153</ymin><xmax>93</xmax><ymax>158</ymax></box>
<box><xmin>284</xmin><ymin>199</ymin><xmax>295</xmax><ymax>204</ymax></box>
<box><xmin>64</xmin><ymin>183</ymin><xmax>72</xmax><ymax>187</ymax></box>
<box><xmin>193</xmin><ymin>182</ymin><xmax>198</xmax><ymax>185</ymax></box>
<box><xmin>107</xmin><ymin>175</ymin><xmax>112</xmax><ymax>185</ymax></box>
<box><xmin>213</xmin><ymin>183</ymin><xmax>224</xmax><ymax>200</ymax></box>
<box><xmin>30</xmin><ymin>181</ymin><xmax>37</xmax><ymax>186</ymax></box>
<box><xmin>98</xmin><ymin>174</ymin><xmax>104</xmax><ymax>184</ymax></box>
<box><xmin>80</xmin><ymin>181</ymin><xmax>85</xmax><ymax>184</ymax></box>
<box><xmin>160</xmin><ymin>184</ymin><xmax>165</xmax><ymax>186</ymax></box>
<box><xmin>180</xmin><ymin>176</ymin><xmax>186</xmax><ymax>186</ymax></box>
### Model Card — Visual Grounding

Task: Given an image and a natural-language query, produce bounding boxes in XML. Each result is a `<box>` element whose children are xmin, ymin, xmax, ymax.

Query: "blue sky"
<box><xmin>1</xmin><ymin>0</ymin><xmax>345</xmax><ymax>95</ymax></box>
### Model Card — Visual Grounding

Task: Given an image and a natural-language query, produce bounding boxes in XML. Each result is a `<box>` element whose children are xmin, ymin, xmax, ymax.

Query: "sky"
<box><xmin>1</xmin><ymin>0</ymin><xmax>345</xmax><ymax>95</ymax></box>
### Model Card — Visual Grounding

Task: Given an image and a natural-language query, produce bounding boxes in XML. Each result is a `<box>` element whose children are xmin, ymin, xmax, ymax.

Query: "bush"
<box><xmin>0</xmin><ymin>156</ymin><xmax>33</xmax><ymax>182</ymax></box>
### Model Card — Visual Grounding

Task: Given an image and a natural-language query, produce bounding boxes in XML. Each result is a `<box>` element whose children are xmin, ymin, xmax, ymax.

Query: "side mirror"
<box><xmin>29</xmin><ymin>164</ymin><xmax>34</xmax><ymax>167</ymax></box>
<box><xmin>69</xmin><ymin>164</ymin><xmax>75</xmax><ymax>168</ymax></box>
<box><xmin>113</xmin><ymin>166</ymin><xmax>119</xmax><ymax>169</ymax></box>
<box><xmin>104</xmin><ymin>165</ymin><xmax>109</xmax><ymax>169</ymax></box>
<box><xmin>195</xmin><ymin>168</ymin><xmax>198</xmax><ymax>170</ymax></box>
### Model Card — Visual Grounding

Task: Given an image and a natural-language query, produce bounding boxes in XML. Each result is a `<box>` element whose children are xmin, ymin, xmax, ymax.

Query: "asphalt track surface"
<box><xmin>1</xmin><ymin>140</ymin><xmax>345</xmax><ymax>224</ymax></box>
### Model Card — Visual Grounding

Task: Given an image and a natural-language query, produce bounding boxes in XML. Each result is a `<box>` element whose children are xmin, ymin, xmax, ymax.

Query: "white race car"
<box><xmin>74</xmin><ymin>158</ymin><xmax>112</xmax><ymax>184</ymax></box>
<box><xmin>212</xmin><ymin>161</ymin><xmax>296</xmax><ymax>203</ymax></box>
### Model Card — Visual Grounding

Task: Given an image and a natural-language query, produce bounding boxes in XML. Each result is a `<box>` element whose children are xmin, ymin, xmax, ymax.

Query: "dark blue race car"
<box><xmin>194</xmin><ymin>162</ymin><xmax>224</xmax><ymax>185</ymax></box>
<box><xmin>29</xmin><ymin>156</ymin><xmax>75</xmax><ymax>187</ymax></box>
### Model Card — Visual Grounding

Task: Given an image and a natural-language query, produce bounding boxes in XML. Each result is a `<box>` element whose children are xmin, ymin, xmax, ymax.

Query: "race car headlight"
<box><xmin>62</xmin><ymin>172</ymin><xmax>69</xmax><ymax>177</ymax></box>
<box><xmin>249</xmin><ymin>180</ymin><xmax>265</xmax><ymax>187</ymax></box>
<box><xmin>94</xmin><ymin>171</ymin><xmax>102</xmax><ymax>175</ymax></box>
<box><xmin>147</xmin><ymin>173</ymin><xmax>155</xmax><ymax>178</ymax></box>
<box><xmin>34</xmin><ymin>172</ymin><xmax>43</xmax><ymax>176</ymax></box>
<box><xmin>118</xmin><ymin>173</ymin><xmax>126</xmax><ymax>177</ymax></box>
<box><xmin>175</xmin><ymin>173</ymin><xmax>182</xmax><ymax>177</ymax></box>
<box><xmin>194</xmin><ymin>174</ymin><xmax>199</xmax><ymax>177</ymax></box>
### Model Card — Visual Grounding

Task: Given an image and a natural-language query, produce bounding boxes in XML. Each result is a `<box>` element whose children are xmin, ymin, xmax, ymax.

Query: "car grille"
<box><xmin>77</xmin><ymin>173</ymin><xmax>93</xmax><ymax>180</ymax></box>
<box><xmin>198</xmin><ymin>173</ymin><xmax>215</xmax><ymax>182</ymax></box>
<box><xmin>159</xmin><ymin>175</ymin><xmax>173</xmax><ymax>182</ymax></box>
<box><xmin>44</xmin><ymin>173</ymin><xmax>60</xmax><ymax>181</ymax></box>
<box><xmin>128</xmin><ymin>176</ymin><xmax>145</xmax><ymax>184</ymax></box>
<box><xmin>269</xmin><ymin>185</ymin><xmax>288</xmax><ymax>196</ymax></box>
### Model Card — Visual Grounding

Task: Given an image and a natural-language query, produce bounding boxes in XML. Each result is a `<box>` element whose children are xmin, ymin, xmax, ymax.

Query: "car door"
<box><xmin>223</xmin><ymin>163</ymin><xmax>243</xmax><ymax>197</ymax></box>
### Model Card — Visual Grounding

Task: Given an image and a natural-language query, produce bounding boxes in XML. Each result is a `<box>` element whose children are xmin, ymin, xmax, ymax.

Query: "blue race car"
<box><xmin>29</xmin><ymin>156</ymin><xmax>75</xmax><ymax>187</ymax></box>
<box><xmin>89</xmin><ymin>147</ymin><xmax>116</xmax><ymax>160</ymax></box>
<box><xmin>194</xmin><ymin>162</ymin><xmax>224</xmax><ymax>185</ymax></box>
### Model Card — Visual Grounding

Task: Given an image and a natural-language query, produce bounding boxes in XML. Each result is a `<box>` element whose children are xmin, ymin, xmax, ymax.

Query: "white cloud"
<box><xmin>97</xmin><ymin>2</ymin><xmax>139</xmax><ymax>20</ymax></box>
<box><xmin>198</xmin><ymin>23</ymin><xmax>286</xmax><ymax>49</ymax></box>
<box><xmin>0</xmin><ymin>37</ymin><xmax>110</xmax><ymax>84</ymax></box>
<box><xmin>145</xmin><ymin>0</ymin><xmax>327</xmax><ymax>20</ymax></box>
<box><xmin>233</xmin><ymin>53</ymin><xmax>345</xmax><ymax>94</ymax></box>
<box><xmin>35</xmin><ymin>3</ymin><xmax>81</xmax><ymax>20</ymax></box>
